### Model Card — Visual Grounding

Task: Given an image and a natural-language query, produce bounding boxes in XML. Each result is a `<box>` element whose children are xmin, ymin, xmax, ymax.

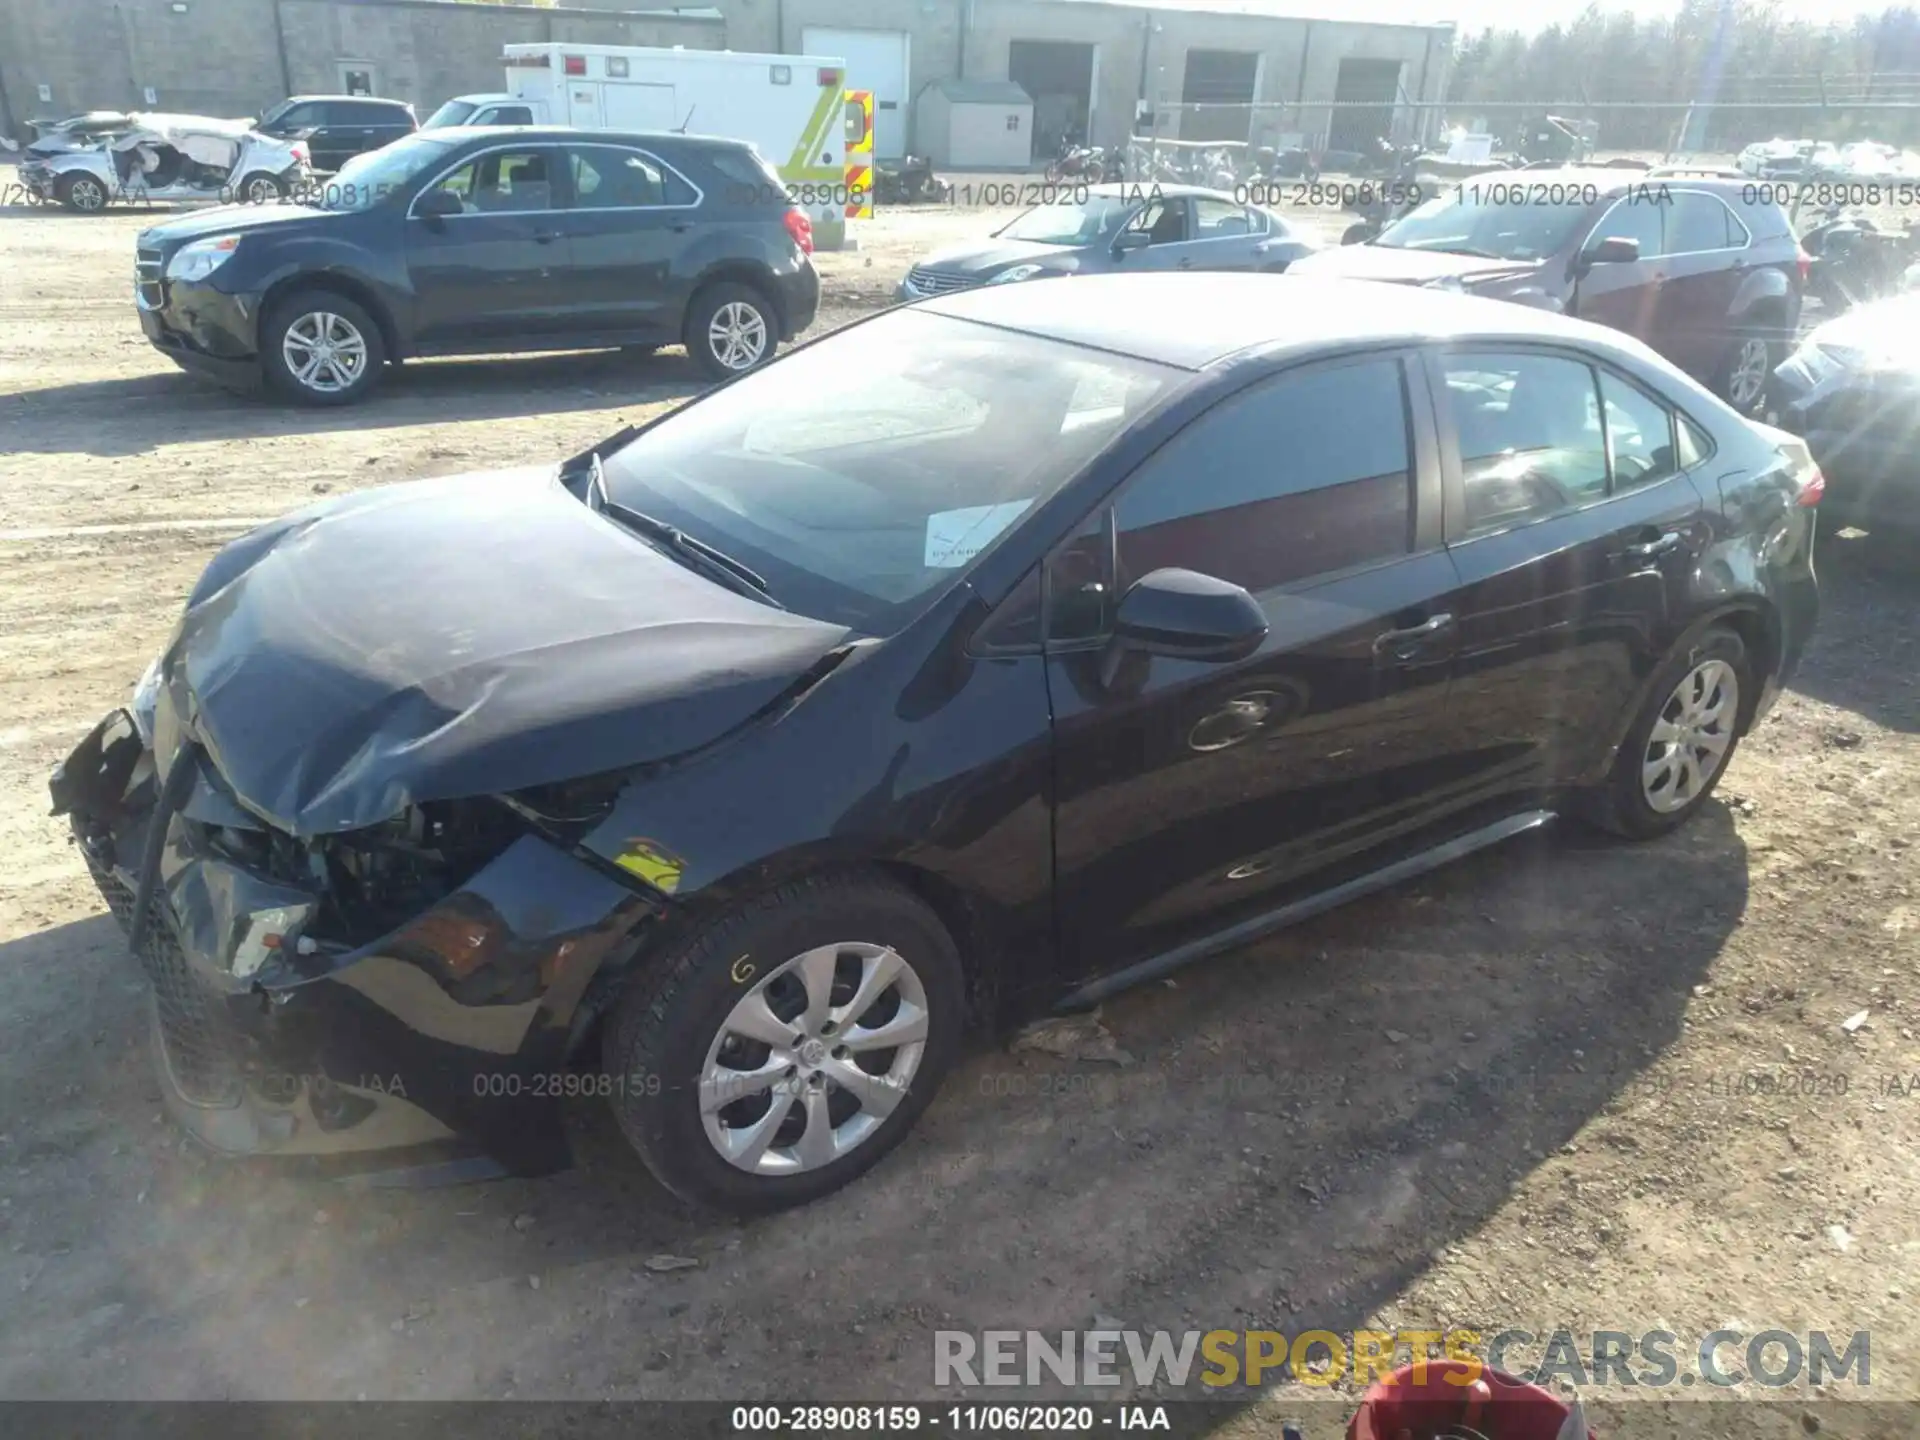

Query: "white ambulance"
<box><xmin>423</xmin><ymin>43</ymin><xmax>859</xmax><ymax>244</ymax></box>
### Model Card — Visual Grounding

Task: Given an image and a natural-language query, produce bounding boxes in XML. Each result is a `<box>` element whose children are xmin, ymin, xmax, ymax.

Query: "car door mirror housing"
<box><xmin>416</xmin><ymin>188</ymin><xmax>463</xmax><ymax>222</ymax></box>
<box><xmin>1109</xmin><ymin>568</ymin><xmax>1268</xmax><ymax>668</ymax></box>
<box><xmin>1113</xmin><ymin>229</ymin><xmax>1151</xmax><ymax>253</ymax></box>
<box><xmin>1579</xmin><ymin>235</ymin><xmax>1640</xmax><ymax>272</ymax></box>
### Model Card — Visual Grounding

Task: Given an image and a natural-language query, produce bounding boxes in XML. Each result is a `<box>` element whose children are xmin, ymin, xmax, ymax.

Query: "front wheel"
<box><xmin>1583</xmin><ymin>628</ymin><xmax>1750</xmax><ymax>840</ymax></box>
<box><xmin>1044</xmin><ymin>160</ymin><xmax>1067</xmax><ymax>183</ymax></box>
<box><xmin>684</xmin><ymin>282</ymin><xmax>776</xmax><ymax>381</ymax></box>
<box><xmin>261</xmin><ymin>291</ymin><xmax>387</xmax><ymax>405</ymax></box>
<box><xmin>603</xmin><ymin>872</ymin><xmax>965</xmax><ymax>1214</ymax></box>
<box><xmin>59</xmin><ymin>172</ymin><xmax>110</xmax><ymax>213</ymax></box>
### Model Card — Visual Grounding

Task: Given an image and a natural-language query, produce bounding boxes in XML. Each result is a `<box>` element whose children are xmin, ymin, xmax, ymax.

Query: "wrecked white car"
<box><xmin>19</xmin><ymin>113</ymin><xmax>312</xmax><ymax>213</ymax></box>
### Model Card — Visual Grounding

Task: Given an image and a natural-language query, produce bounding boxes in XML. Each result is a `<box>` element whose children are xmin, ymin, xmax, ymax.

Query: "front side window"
<box><xmin>1104</xmin><ymin>359</ymin><xmax>1414</xmax><ymax>600</ymax></box>
<box><xmin>318</xmin><ymin>133</ymin><xmax>459</xmax><ymax>211</ymax></box>
<box><xmin>1587</xmin><ymin>192</ymin><xmax>1666</xmax><ymax>259</ymax></box>
<box><xmin>428</xmin><ymin>148</ymin><xmax>554</xmax><ymax>213</ymax></box>
<box><xmin>569</xmin><ymin>145</ymin><xmax>694</xmax><ymax>207</ymax></box>
<box><xmin>600</xmin><ymin>309</ymin><xmax>1179</xmax><ymax>634</ymax></box>
<box><xmin>1125</xmin><ymin>196</ymin><xmax>1190</xmax><ymax>245</ymax></box>
<box><xmin>1443</xmin><ymin>353</ymin><xmax>1608</xmax><ymax>537</ymax></box>
<box><xmin>492</xmin><ymin>105</ymin><xmax>535</xmax><ymax>127</ymax></box>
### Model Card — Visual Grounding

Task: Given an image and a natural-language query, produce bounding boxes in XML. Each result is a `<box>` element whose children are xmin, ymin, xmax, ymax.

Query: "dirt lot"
<box><xmin>1</xmin><ymin>194</ymin><xmax>1917</xmax><ymax>1431</ymax></box>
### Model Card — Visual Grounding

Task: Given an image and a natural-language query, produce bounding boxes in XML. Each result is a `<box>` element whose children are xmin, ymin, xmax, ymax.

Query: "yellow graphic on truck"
<box><xmin>844</xmin><ymin>89</ymin><xmax>873</xmax><ymax>218</ymax></box>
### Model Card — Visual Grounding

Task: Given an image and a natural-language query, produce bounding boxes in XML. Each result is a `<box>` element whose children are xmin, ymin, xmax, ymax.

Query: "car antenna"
<box><xmin>674</xmin><ymin>105</ymin><xmax>696</xmax><ymax>135</ymax></box>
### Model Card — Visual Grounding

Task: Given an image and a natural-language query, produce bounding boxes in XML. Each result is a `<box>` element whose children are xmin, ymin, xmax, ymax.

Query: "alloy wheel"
<box><xmin>281</xmin><ymin>311</ymin><xmax>369</xmax><ymax>395</ymax></box>
<box><xmin>70</xmin><ymin>177</ymin><xmax>106</xmax><ymax>212</ymax></box>
<box><xmin>1727</xmin><ymin>338</ymin><xmax>1771</xmax><ymax>412</ymax></box>
<box><xmin>1642</xmin><ymin>658</ymin><xmax>1740</xmax><ymax>813</ymax></box>
<box><xmin>246</xmin><ymin>176</ymin><xmax>279</xmax><ymax>205</ymax></box>
<box><xmin>706</xmin><ymin>301</ymin><xmax>768</xmax><ymax>371</ymax></box>
<box><xmin>699</xmin><ymin>941</ymin><xmax>930</xmax><ymax>1175</ymax></box>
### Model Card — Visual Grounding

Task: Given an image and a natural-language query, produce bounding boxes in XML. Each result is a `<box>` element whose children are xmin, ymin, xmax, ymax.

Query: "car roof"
<box><xmin>285</xmin><ymin>94</ymin><xmax>412</xmax><ymax>106</ymax></box>
<box><xmin>424</xmin><ymin>125</ymin><xmax>745</xmax><ymax>150</ymax></box>
<box><xmin>1084</xmin><ymin>181</ymin><xmax>1240</xmax><ymax>202</ymax></box>
<box><xmin>916</xmin><ymin>272</ymin><xmax>1661</xmax><ymax>371</ymax></box>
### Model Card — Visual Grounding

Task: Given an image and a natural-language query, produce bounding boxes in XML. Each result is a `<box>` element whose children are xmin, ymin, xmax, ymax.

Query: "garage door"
<box><xmin>803</xmin><ymin>26</ymin><xmax>909</xmax><ymax>159</ymax></box>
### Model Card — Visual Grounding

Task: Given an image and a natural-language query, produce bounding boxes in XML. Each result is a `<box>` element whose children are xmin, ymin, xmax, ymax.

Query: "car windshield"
<box><xmin>422</xmin><ymin>99</ymin><xmax>479</xmax><ymax>130</ymax></box>
<box><xmin>998</xmin><ymin>195</ymin><xmax>1136</xmax><ymax>246</ymax></box>
<box><xmin>1375</xmin><ymin>188</ymin><xmax>1592</xmax><ymax>261</ymax></box>
<box><xmin>600</xmin><ymin>309</ymin><xmax>1180</xmax><ymax>634</ymax></box>
<box><xmin>306</xmin><ymin>134</ymin><xmax>460</xmax><ymax>211</ymax></box>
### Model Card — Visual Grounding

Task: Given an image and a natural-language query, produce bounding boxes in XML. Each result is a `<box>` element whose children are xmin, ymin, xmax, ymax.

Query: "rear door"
<box><xmin>1172</xmin><ymin>195</ymin><xmax>1272</xmax><ymax>271</ymax></box>
<box><xmin>551</xmin><ymin>141</ymin><xmax>703</xmax><ymax>338</ymax></box>
<box><xmin>1422</xmin><ymin>344</ymin><xmax>1712</xmax><ymax>804</ymax></box>
<box><xmin>1047</xmin><ymin>352</ymin><xmax>1465</xmax><ymax>983</ymax></box>
<box><xmin>404</xmin><ymin>144</ymin><xmax>574</xmax><ymax>346</ymax></box>
<box><xmin>1572</xmin><ymin>188</ymin><xmax>1669</xmax><ymax>343</ymax></box>
<box><xmin>1650</xmin><ymin>189</ymin><xmax>1749</xmax><ymax>380</ymax></box>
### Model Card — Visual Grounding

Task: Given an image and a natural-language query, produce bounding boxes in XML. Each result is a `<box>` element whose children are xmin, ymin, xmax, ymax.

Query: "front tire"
<box><xmin>261</xmin><ymin>291</ymin><xmax>386</xmax><ymax>406</ymax></box>
<box><xmin>1584</xmin><ymin>627</ymin><xmax>1750</xmax><ymax>840</ymax></box>
<box><xmin>684</xmin><ymin>282</ymin><xmax>776</xmax><ymax>381</ymax></box>
<box><xmin>59</xmin><ymin>172</ymin><xmax>109</xmax><ymax>213</ymax></box>
<box><xmin>603</xmin><ymin>872</ymin><xmax>965</xmax><ymax>1215</ymax></box>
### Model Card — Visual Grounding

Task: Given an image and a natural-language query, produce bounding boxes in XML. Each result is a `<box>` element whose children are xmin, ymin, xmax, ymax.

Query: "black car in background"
<box><xmin>255</xmin><ymin>95</ymin><xmax>417</xmax><ymax>172</ymax></box>
<box><xmin>133</xmin><ymin>127</ymin><xmax>820</xmax><ymax>402</ymax></box>
<box><xmin>57</xmin><ymin>274</ymin><xmax>1819</xmax><ymax>1214</ymax></box>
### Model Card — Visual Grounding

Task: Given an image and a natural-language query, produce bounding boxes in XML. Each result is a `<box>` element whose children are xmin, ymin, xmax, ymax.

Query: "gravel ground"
<box><xmin>0</xmin><ymin>192</ymin><xmax>1916</xmax><ymax>1434</ymax></box>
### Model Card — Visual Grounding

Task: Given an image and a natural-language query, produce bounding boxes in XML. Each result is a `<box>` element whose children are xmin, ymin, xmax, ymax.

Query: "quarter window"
<box><xmin>1443</xmin><ymin>353</ymin><xmax>1608</xmax><ymax>536</ymax></box>
<box><xmin>1109</xmin><ymin>359</ymin><xmax>1414</xmax><ymax>597</ymax></box>
<box><xmin>1194</xmin><ymin>196</ymin><xmax>1252</xmax><ymax>237</ymax></box>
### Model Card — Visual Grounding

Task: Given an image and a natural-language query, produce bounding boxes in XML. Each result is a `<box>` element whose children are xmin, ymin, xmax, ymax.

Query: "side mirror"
<box><xmin>416</xmin><ymin>188</ymin><xmax>463</xmax><ymax>224</ymax></box>
<box><xmin>1113</xmin><ymin>228</ymin><xmax>1151</xmax><ymax>254</ymax></box>
<box><xmin>1103</xmin><ymin>568</ymin><xmax>1268</xmax><ymax>683</ymax></box>
<box><xmin>1577</xmin><ymin>235</ymin><xmax>1640</xmax><ymax>273</ymax></box>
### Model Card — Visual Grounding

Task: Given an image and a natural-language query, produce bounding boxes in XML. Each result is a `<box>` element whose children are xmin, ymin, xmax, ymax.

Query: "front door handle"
<box><xmin>1176</xmin><ymin>256</ymin><xmax>1193</xmax><ymax>269</ymax></box>
<box><xmin>1372</xmin><ymin>611</ymin><xmax>1456</xmax><ymax>662</ymax></box>
<box><xmin>1624</xmin><ymin>530</ymin><xmax>1685</xmax><ymax>563</ymax></box>
<box><xmin>533</xmin><ymin>230</ymin><xmax>561</xmax><ymax>245</ymax></box>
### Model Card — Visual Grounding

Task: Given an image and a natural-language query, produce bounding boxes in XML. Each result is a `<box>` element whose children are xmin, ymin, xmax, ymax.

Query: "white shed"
<box><xmin>915</xmin><ymin>79</ymin><xmax>1034</xmax><ymax>170</ymax></box>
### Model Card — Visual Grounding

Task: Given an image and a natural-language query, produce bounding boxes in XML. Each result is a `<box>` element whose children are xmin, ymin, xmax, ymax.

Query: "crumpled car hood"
<box><xmin>155</xmin><ymin>466</ymin><xmax>851</xmax><ymax>838</ymax></box>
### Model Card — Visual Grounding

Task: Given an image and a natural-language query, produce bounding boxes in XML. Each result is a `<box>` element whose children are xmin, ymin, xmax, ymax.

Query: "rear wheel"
<box><xmin>1584</xmin><ymin>627</ymin><xmax>1750</xmax><ymax>840</ymax></box>
<box><xmin>603</xmin><ymin>872</ymin><xmax>965</xmax><ymax>1214</ymax></box>
<box><xmin>59</xmin><ymin>172</ymin><xmax>109</xmax><ymax>213</ymax></box>
<box><xmin>684</xmin><ymin>282</ymin><xmax>776</xmax><ymax>381</ymax></box>
<box><xmin>238</xmin><ymin>171</ymin><xmax>283</xmax><ymax>206</ymax></box>
<box><xmin>261</xmin><ymin>291</ymin><xmax>386</xmax><ymax>406</ymax></box>
<box><xmin>1716</xmin><ymin>324</ymin><xmax>1778</xmax><ymax>415</ymax></box>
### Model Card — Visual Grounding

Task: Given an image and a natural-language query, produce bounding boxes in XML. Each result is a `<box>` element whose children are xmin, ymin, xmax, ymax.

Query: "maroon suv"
<box><xmin>1291</xmin><ymin>167</ymin><xmax>1807</xmax><ymax>415</ymax></box>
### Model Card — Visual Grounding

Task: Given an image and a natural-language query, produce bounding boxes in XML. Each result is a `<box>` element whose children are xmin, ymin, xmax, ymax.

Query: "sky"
<box><xmin>1310</xmin><ymin>0</ymin><xmax>1888</xmax><ymax>34</ymax></box>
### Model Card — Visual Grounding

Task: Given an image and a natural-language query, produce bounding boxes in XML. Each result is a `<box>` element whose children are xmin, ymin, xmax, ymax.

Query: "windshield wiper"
<box><xmin>586</xmin><ymin>454</ymin><xmax>785</xmax><ymax>610</ymax></box>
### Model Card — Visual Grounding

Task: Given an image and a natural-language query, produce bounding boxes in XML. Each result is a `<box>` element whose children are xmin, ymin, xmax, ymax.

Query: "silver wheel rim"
<box><xmin>707</xmin><ymin>301</ymin><xmax>768</xmax><ymax>371</ymax></box>
<box><xmin>1728</xmin><ymin>339</ymin><xmax>1770</xmax><ymax>410</ymax></box>
<box><xmin>72</xmin><ymin>178</ymin><xmax>105</xmax><ymax>211</ymax></box>
<box><xmin>281</xmin><ymin>311</ymin><xmax>368</xmax><ymax>394</ymax></box>
<box><xmin>1642</xmin><ymin>658</ymin><xmax>1739</xmax><ymax>814</ymax></box>
<box><xmin>699</xmin><ymin>941</ymin><xmax>929</xmax><ymax>1175</ymax></box>
<box><xmin>247</xmin><ymin>176</ymin><xmax>277</xmax><ymax>204</ymax></box>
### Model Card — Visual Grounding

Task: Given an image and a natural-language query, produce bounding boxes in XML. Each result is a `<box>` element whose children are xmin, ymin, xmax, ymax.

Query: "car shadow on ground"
<box><xmin>6</xmin><ymin>348</ymin><xmax>710</xmax><ymax>457</ymax></box>
<box><xmin>0</xmin><ymin>807</ymin><xmax>1746</xmax><ymax>1400</ymax></box>
<box><xmin>1787</xmin><ymin>527</ymin><xmax>1920</xmax><ymax>735</ymax></box>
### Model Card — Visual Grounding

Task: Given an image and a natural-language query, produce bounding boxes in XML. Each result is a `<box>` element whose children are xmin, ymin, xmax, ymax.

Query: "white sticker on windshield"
<box><xmin>924</xmin><ymin>501</ymin><xmax>1032</xmax><ymax>568</ymax></box>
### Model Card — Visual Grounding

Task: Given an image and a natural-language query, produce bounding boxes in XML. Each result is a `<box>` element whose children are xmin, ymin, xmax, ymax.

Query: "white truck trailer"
<box><xmin>423</xmin><ymin>43</ymin><xmax>857</xmax><ymax>244</ymax></box>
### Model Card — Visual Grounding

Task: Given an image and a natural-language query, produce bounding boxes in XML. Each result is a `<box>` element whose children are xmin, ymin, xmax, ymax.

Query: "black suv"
<box><xmin>132</xmin><ymin>128</ymin><xmax>821</xmax><ymax>404</ymax></box>
<box><xmin>255</xmin><ymin>95</ymin><xmax>417</xmax><ymax>173</ymax></box>
<box><xmin>1293</xmin><ymin>167</ymin><xmax>1806</xmax><ymax>416</ymax></box>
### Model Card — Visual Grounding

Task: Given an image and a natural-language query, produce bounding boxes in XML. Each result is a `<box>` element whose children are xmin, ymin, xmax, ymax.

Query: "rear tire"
<box><xmin>1583</xmin><ymin>627</ymin><xmax>1751</xmax><ymax>840</ymax></box>
<box><xmin>261</xmin><ymin>290</ymin><xmax>387</xmax><ymax>406</ymax></box>
<box><xmin>684</xmin><ymin>282</ymin><xmax>777</xmax><ymax>381</ymax></box>
<box><xmin>1715</xmin><ymin>321</ymin><xmax>1779</xmax><ymax>415</ymax></box>
<box><xmin>603</xmin><ymin>871</ymin><xmax>965</xmax><ymax>1215</ymax></box>
<box><xmin>237</xmin><ymin>171</ymin><xmax>283</xmax><ymax>206</ymax></box>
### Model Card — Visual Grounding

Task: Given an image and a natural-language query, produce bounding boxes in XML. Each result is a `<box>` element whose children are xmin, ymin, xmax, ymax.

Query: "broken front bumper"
<box><xmin>53</xmin><ymin>709</ymin><xmax>663</xmax><ymax>1180</ymax></box>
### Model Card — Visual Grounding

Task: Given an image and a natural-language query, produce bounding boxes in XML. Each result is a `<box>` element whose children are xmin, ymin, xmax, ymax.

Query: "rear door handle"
<box><xmin>533</xmin><ymin>230</ymin><xmax>561</xmax><ymax>245</ymax></box>
<box><xmin>1624</xmin><ymin>531</ymin><xmax>1685</xmax><ymax>563</ymax></box>
<box><xmin>1373</xmin><ymin>612</ymin><xmax>1456</xmax><ymax>662</ymax></box>
<box><xmin>1176</xmin><ymin>256</ymin><xmax>1193</xmax><ymax>269</ymax></box>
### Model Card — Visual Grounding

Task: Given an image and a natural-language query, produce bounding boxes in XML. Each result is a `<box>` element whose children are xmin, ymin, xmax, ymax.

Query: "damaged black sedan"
<box><xmin>55</xmin><ymin>273</ymin><xmax>1819</xmax><ymax>1213</ymax></box>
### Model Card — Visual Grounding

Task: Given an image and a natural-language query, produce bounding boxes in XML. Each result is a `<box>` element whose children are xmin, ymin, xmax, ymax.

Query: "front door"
<box><xmin>553</xmin><ymin>142</ymin><xmax>700</xmax><ymax>339</ymax></box>
<box><xmin>1046</xmin><ymin>353</ymin><xmax>1465</xmax><ymax>984</ymax></box>
<box><xmin>1572</xmin><ymin>187</ymin><xmax>1670</xmax><ymax>344</ymax></box>
<box><xmin>405</xmin><ymin>145</ymin><xmax>573</xmax><ymax>346</ymax></box>
<box><xmin>1111</xmin><ymin>194</ymin><xmax>1195</xmax><ymax>271</ymax></box>
<box><xmin>1424</xmin><ymin>344</ymin><xmax>1711</xmax><ymax>804</ymax></box>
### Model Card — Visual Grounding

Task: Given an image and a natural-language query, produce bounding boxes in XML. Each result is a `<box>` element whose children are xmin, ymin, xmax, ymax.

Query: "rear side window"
<box><xmin>349</xmin><ymin>100</ymin><xmax>410</xmax><ymax>124</ymax></box>
<box><xmin>569</xmin><ymin>145</ymin><xmax>697</xmax><ymax>207</ymax></box>
<box><xmin>1442</xmin><ymin>353</ymin><xmax>1608</xmax><ymax>537</ymax></box>
<box><xmin>1668</xmin><ymin>192</ymin><xmax>1742</xmax><ymax>253</ymax></box>
<box><xmin>1597</xmin><ymin>371</ymin><xmax>1679</xmax><ymax>490</ymax></box>
<box><xmin>708</xmin><ymin>147</ymin><xmax>788</xmax><ymax>203</ymax></box>
<box><xmin>1109</xmin><ymin>358</ymin><xmax>1414</xmax><ymax>596</ymax></box>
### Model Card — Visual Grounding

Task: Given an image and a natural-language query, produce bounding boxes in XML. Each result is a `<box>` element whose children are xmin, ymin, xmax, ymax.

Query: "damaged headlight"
<box><xmin>166</xmin><ymin>233</ymin><xmax>242</xmax><ymax>284</ymax></box>
<box><xmin>129</xmin><ymin>655</ymin><xmax>163</xmax><ymax>748</ymax></box>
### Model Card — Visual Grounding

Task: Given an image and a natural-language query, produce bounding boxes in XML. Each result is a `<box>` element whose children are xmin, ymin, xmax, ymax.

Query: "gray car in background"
<box><xmin>896</xmin><ymin>183</ymin><xmax>1315</xmax><ymax>300</ymax></box>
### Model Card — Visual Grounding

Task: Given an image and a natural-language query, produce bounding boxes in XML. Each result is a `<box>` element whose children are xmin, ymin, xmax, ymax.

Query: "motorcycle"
<box><xmin>875</xmin><ymin>154</ymin><xmax>951</xmax><ymax>205</ymax></box>
<box><xmin>1045</xmin><ymin>141</ymin><xmax>1109</xmax><ymax>184</ymax></box>
<box><xmin>1800</xmin><ymin>202</ymin><xmax>1920</xmax><ymax>312</ymax></box>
